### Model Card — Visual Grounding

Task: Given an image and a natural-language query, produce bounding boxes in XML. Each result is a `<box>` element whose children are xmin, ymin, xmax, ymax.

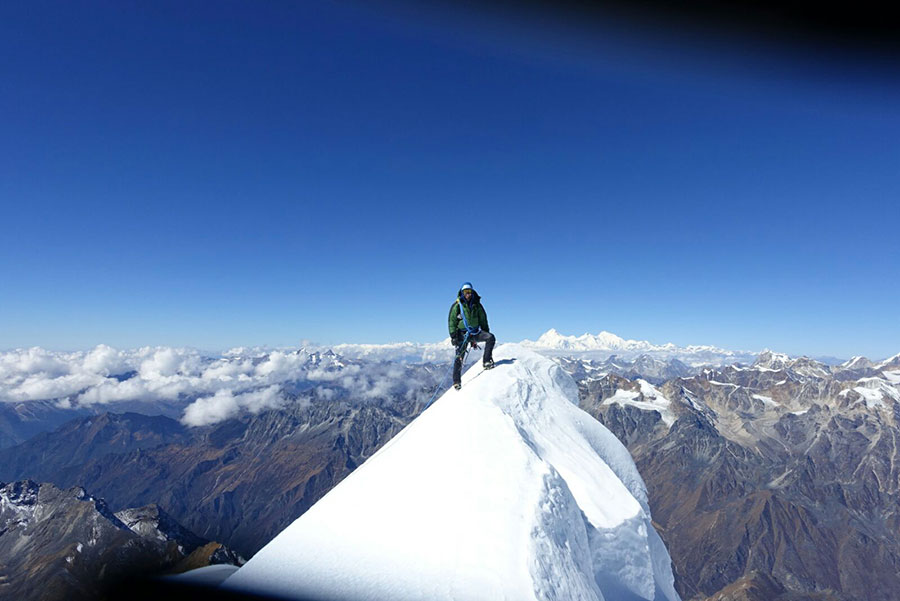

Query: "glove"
<box><xmin>450</xmin><ymin>332</ymin><xmax>461</xmax><ymax>346</ymax></box>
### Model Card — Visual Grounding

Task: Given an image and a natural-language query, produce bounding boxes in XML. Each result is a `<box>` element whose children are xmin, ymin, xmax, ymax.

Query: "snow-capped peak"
<box><xmin>224</xmin><ymin>345</ymin><xmax>680</xmax><ymax>601</ymax></box>
<box><xmin>526</xmin><ymin>329</ymin><xmax>654</xmax><ymax>352</ymax></box>
<box><xmin>878</xmin><ymin>352</ymin><xmax>900</xmax><ymax>370</ymax></box>
<box><xmin>754</xmin><ymin>349</ymin><xmax>792</xmax><ymax>370</ymax></box>
<box><xmin>841</xmin><ymin>356</ymin><xmax>874</xmax><ymax>370</ymax></box>
<box><xmin>517</xmin><ymin>330</ymin><xmax>754</xmax><ymax>367</ymax></box>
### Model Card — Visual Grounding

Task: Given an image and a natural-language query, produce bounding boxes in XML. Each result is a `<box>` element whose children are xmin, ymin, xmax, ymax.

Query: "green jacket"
<box><xmin>448</xmin><ymin>290</ymin><xmax>489</xmax><ymax>336</ymax></box>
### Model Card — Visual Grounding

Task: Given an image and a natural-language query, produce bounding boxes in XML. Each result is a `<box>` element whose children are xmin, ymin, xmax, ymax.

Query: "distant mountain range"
<box><xmin>576</xmin><ymin>350</ymin><xmax>900</xmax><ymax>600</ymax></box>
<box><xmin>0</xmin><ymin>403</ymin><xmax>421</xmax><ymax>558</ymax></box>
<box><xmin>331</xmin><ymin>328</ymin><xmax>761</xmax><ymax>366</ymax></box>
<box><xmin>2</xmin><ymin>337</ymin><xmax>899</xmax><ymax>600</ymax></box>
<box><xmin>0</xmin><ymin>331</ymin><xmax>765</xmax><ymax>448</ymax></box>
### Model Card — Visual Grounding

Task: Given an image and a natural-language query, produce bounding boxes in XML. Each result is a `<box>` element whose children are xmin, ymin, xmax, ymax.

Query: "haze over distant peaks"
<box><xmin>523</xmin><ymin>328</ymin><xmax>675</xmax><ymax>352</ymax></box>
<box><xmin>327</xmin><ymin>329</ymin><xmax>760</xmax><ymax>366</ymax></box>
<box><xmin>518</xmin><ymin>329</ymin><xmax>757</xmax><ymax>366</ymax></box>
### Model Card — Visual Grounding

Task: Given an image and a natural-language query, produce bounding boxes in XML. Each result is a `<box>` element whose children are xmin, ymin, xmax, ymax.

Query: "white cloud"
<box><xmin>201</xmin><ymin>358</ymin><xmax>255</xmax><ymax>381</ymax></box>
<box><xmin>0</xmin><ymin>345</ymin><xmax>443</xmax><ymax>427</ymax></box>
<box><xmin>0</xmin><ymin>347</ymin><xmax>71</xmax><ymax>380</ymax></box>
<box><xmin>76</xmin><ymin>377</ymin><xmax>153</xmax><ymax>405</ymax></box>
<box><xmin>181</xmin><ymin>385</ymin><xmax>285</xmax><ymax>427</ymax></box>
<box><xmin>239</xmin><ymin>386</ymin><xmax>285</xmax><ymax>414</ymax></box>
<box><xmin>14</xmin><ymin>372</ymin><xmax>104</xmax><ymax>402</ymax></box>
<box><xmin>138</xmin><ymin>347</ymin><xmax>204</xmax><ymax>379</ymax></box>
<box><xmin>81</xmin><ymin>344</ymin><xmax>130</xmax><ymax>376</ymax></box>
<box><xmin>182</xmin><ymin>390</ymin><xmax>241</xmax><ymax>427</ymax></box>
<box><xmin>0</xmin><ymin>346</ymin><xmax>226</xmax><ymax>404</ymax></box>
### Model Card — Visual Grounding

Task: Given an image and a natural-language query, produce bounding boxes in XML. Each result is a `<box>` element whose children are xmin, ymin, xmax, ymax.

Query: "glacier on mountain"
<box><xmin>223</xmin><ymin>345</ymin><xmax>680</xmax><ymax>601</ymax></box>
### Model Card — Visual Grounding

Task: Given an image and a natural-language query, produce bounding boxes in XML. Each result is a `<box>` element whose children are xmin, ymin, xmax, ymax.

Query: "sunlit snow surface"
<box><xmin>602</xmin><ymin>380</ymin><xmax>675</xmax><ymax>426</ymax></box>
<box><xmin>224</xmin><ymin>344</ymin><xmax>680</xmax><ymax>601</ymax></box>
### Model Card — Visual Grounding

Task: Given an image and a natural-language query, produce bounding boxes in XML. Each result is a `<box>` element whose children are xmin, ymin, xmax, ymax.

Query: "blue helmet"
<box><xmin>460</xmin><ymin>282</ymin><xmax>474</xmax><ymax>292</ymax></box>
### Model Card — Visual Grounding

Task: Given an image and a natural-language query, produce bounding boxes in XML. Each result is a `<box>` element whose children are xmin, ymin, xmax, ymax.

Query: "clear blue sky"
<box><xmin>1</xmin><ymin>1</ymin><xmax>898</xmax><ymax>358</ymax></box>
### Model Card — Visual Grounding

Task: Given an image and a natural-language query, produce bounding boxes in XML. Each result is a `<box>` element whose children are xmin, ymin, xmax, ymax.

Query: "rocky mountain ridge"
<box><xmin>0</xmin><ymin>394</ymin><xmax>423</xmax><ymax>557</ymax></box>
<box><xmin>0</xmin><ymin>480</ymin><xmax>240</xmax><ymax>601</ymax></box>
<box><xmin>571</xmin><ymin>351</ymin><xmax>900</xmax><ymax>600</ymax></box>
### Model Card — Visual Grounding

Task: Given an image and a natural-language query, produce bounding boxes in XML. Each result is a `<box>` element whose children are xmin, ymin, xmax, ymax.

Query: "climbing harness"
<box><xmin>456</xmin><ymin>297</ymin><xmax>481</xmax><ymax>336</ymax></box>
<box><xmin>421</xmin><ymin>294</ymin><xmax>483</xmax><ymax>410</ymax></box>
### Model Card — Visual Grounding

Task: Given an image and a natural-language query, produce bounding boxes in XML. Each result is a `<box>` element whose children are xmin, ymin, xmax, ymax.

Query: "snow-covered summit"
<box><xmin>224</xmin><ymin>345</ymin><xmax>680</xmax><ymax>601</ymax></box>
<box><xmin>842</xmin><ymin>355</ymin><xmax>874</xmax><ymax>370</ymax></box>
<box><xmin>878</xmin><ymin>352</ymin><xmax>900</xmax><ymax>370</ymax></box>
<box><xmin>753</xmin><ymin>349</ymin><xmax>793</xmax><ymax>370</ymax></box>
<box><xmin>523</xmin><ymin>328</ymin><xmax>661</xmax><ymax>352</ymax></box>
<box><xmin>518</xmin><ymin>329</ymin><xmax>755</xmax><ymax>367</ymax></box>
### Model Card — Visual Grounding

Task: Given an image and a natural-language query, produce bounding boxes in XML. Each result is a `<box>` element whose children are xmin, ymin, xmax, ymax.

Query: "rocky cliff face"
<box><xmin>0</xmin><ymin>480</ymin><xmax>239</xmax><ymax>601</ymax></box>
<box><xmin>551</xmin><ymin>354</ymin><xmax>696</xmax><ymax>385</ymax></box>
<box><xmin>572</xmin><ymin>354</ymin><xmax>900</xmax><ymax>601</ymax></box>
<box><xmin>0</xmin><ymin>395</ymin><xmax>422</xmax><ymax>557</ymax></box>
<box><xmin>0</xmin><ymin>412</ymin><xmax>193</xmax><ymax>477</ymax></box>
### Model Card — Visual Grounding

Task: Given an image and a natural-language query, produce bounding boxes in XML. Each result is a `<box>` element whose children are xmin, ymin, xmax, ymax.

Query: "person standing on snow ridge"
<box><xmin>448</xmin><ymin>282</ymin><xmax>495</xmax><ymax>390</ymax></box>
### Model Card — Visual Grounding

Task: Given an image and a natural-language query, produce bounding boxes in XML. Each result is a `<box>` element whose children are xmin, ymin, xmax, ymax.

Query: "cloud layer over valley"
<box><xmin>0</xmin><ymin>345</ymin><xmax>441</xmax><ymax>427</ymax></box>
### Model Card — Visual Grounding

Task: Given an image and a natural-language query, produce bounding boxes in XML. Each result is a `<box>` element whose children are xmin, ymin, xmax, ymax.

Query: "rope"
<box><xmin>456</xmin><ymin>298</ymin><xmax>481</xmax><ymax>335</ymax></box>
<box><xmin>421</xmin><ymin>294</ymin><xmax>481</xmax><ymax>411</ymax></box>
<box><xmin>422</xmin><ymin>332</ymin><xmax>470</xmax><ymax>410</ymax></box>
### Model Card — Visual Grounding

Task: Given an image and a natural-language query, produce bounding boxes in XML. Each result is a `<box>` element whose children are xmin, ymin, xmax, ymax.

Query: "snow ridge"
<box><xmin>224</xmin><ymin>344</ymin><xmax>679</xmax><ymax>601</ymax></box>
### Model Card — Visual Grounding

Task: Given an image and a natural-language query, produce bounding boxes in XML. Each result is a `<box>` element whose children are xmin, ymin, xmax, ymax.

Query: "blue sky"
<box><xmin>1</xmin><ymin>1</ymin><xmax>898</xmax><ymax>358</ymax></box>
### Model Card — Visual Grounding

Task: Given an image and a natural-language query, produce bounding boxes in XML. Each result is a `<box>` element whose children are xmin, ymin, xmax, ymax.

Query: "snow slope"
<box><xmin>603</xmin><ymin>380</ymin><xmax>676</xmax><ymax>426</ymax></box>
<box><xmin>223</xmin><ymin>344</ymin><xmax>680</xmax><ymax>601</ymax></box>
